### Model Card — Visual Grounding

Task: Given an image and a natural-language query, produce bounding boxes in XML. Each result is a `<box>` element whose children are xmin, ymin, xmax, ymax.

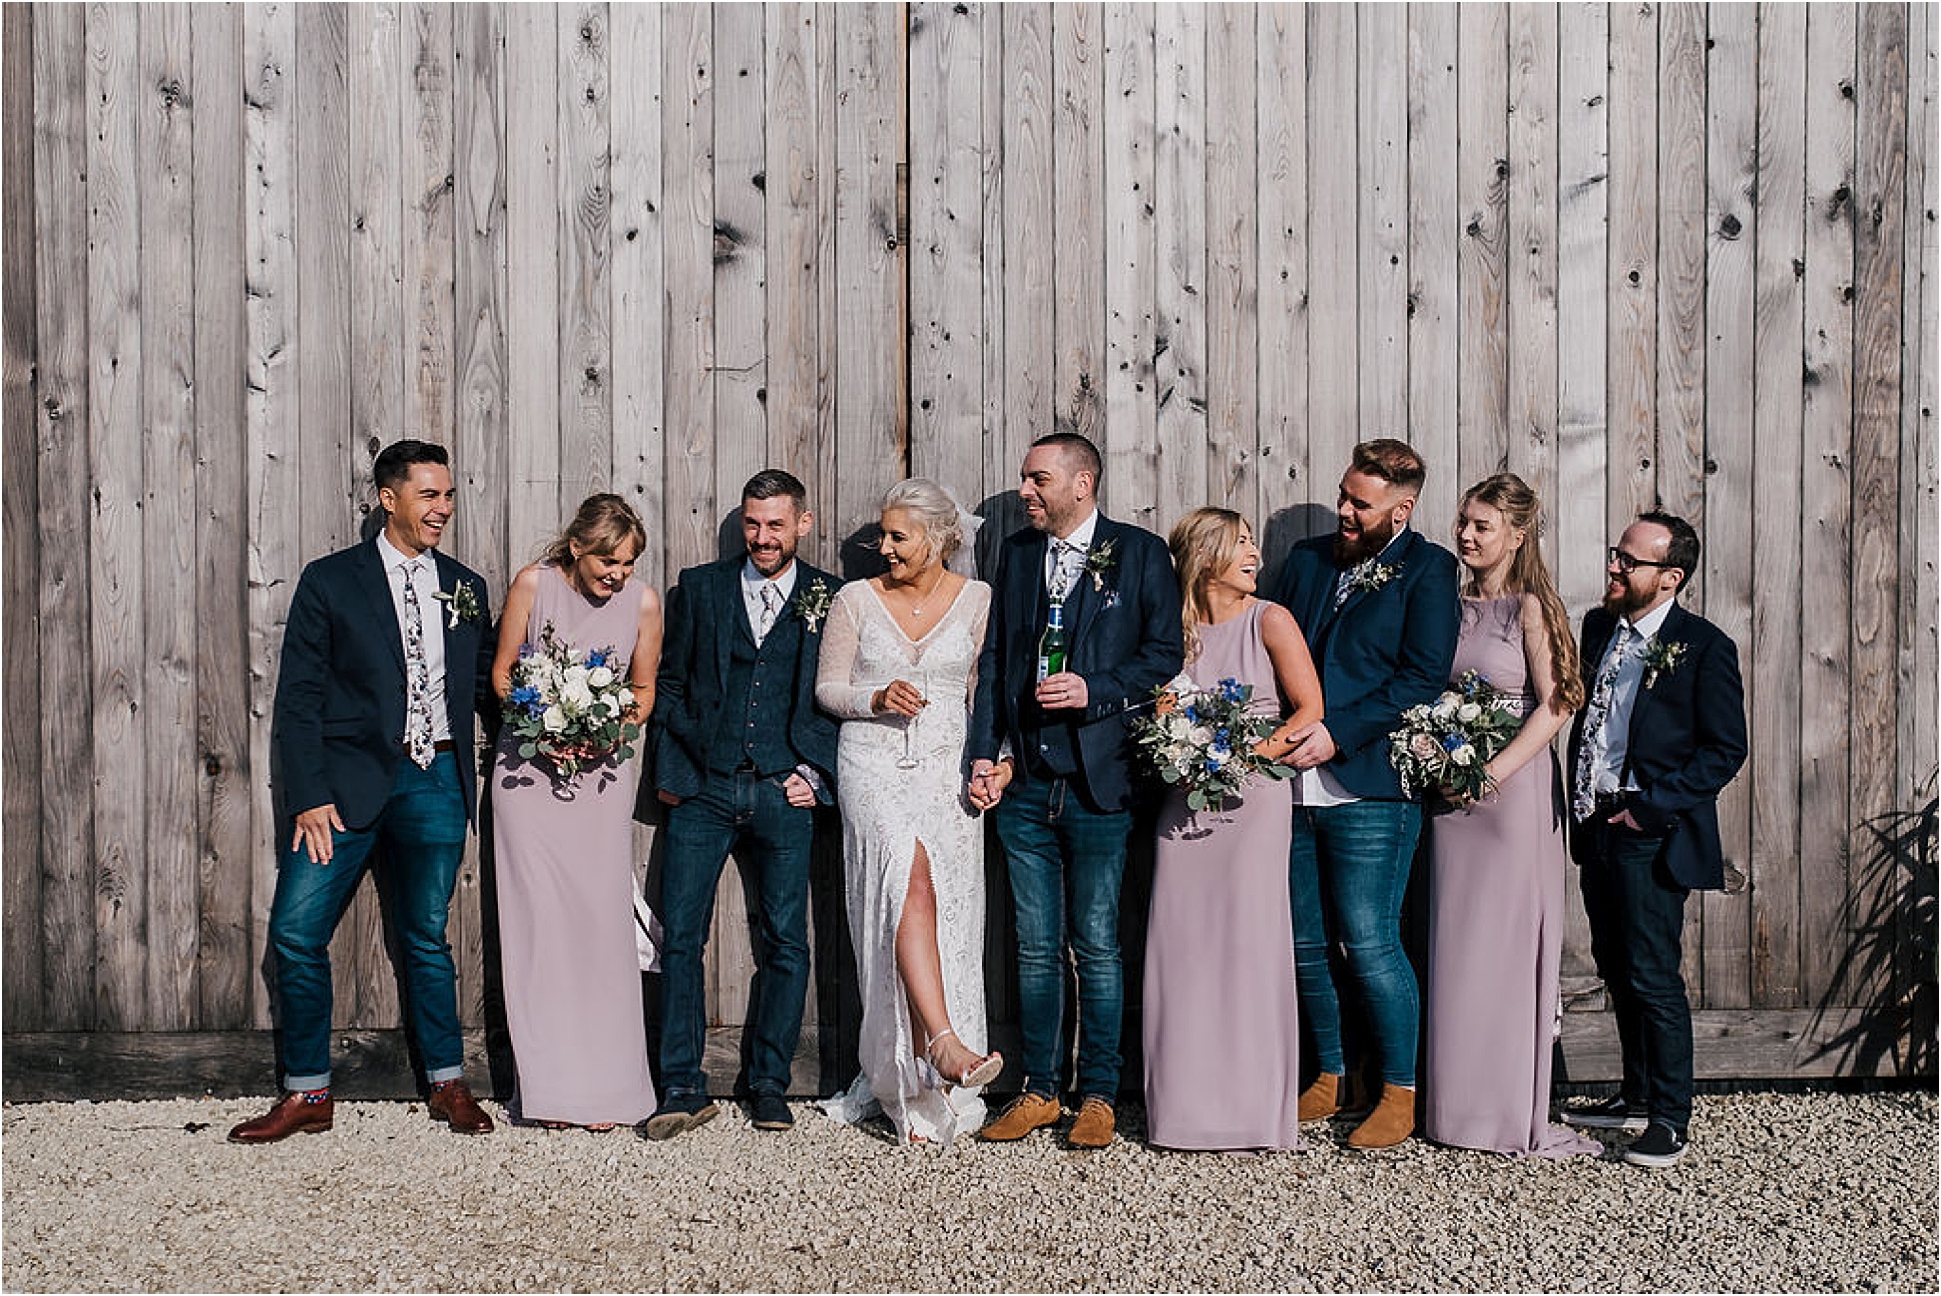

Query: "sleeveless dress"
<box><xmin>1142</xmin><ymin>600</ymin><xmax>1302</xmax><ymax>1151</ymax></box>
<box><xmin>1422</xmin><ymin>595</ymin><xmax>1597</xmax><ymax>1157</ymax></box>
<box><xmin>814</xmin><ymin>578</ymin><xmax>993</xmax><ymax>1145</ymax></box>
<box><xmin>492</xmin><ymin>563</ymin><xmax>656</xmax><ymax>1125</ymax></box>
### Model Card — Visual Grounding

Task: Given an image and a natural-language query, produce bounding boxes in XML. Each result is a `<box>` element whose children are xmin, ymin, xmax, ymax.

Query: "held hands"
<box><xmin>781</xmin><ymin>772</ymin><xmax>817</xmax><ymax>808</ymax></box>
<box><xmin>967</xmin><ymin>757</ymin><xmax>1014</xmax><ymax>812</ymax></box>
<box><xmin>873</xmin><ymin>678</ymin><xmax>929</xmax><ymax>718</ymax></box>
<box><xmin>292</xmin><ymin>804</ymin><xmax>346</xmax><ymax>864</ymax></box>
<box><xmin>1282</xmin><ymin>721</ymin><xmax>1337</xmax><ymax>770</ymax></box>
<box><xmin>1034</xmin><ymin>671</ymin><xmax>1088</xmax><ymax>711</ymax></box>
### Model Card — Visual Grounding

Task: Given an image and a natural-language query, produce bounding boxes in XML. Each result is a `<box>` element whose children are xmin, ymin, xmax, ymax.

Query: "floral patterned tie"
<box><xmin>1571</xmin><ymin>622</ymin><xmax>1634</xmax><ymax>822</ymax></box>
<box><xmin>401</xmin><ymin>559</ymin><xmax>436</xmax><ymax>769</ymax></box>
<box><xmin>757</xmin><ymin>582</ymin><xmax>782</xmax><ymax>645</ymax></box>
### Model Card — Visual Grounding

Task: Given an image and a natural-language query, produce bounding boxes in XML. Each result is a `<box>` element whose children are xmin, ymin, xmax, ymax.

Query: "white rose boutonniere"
<box><xmin>1641</xmin><ymin>638</ymin><xmax>1688</xmax><ymax>689</ymax></box>
<box><xmin>1345</xmin><ymin>558</ymin><xmax>1401</xmax><ymax>595</ymax></box>
<box><xmin>433</xmin><ymin>582</ymin><xmax>483</xmax><ymax>630</ymax></box>
<box><xmin>794</xmin><ymin>578</ymin><xmax>835</xmax><ymax>633</ymax></box>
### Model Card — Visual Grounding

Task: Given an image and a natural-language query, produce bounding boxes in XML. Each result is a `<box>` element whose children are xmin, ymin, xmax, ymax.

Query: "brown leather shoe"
<box><xmin>1346</xmin><ymin>1083</ymin><xmax>1416</xmax><ymax>1149</ymax></box>
<box><xmin>228</xmin><ymin>1093</ymin><xmax>334</xmax><ymax>1144</ymax></box>
<box><xmin>977</xmin><ymin>1092</ymin><xmax>1062</xmax><ymax>1142</ymax></box>
<box><xmin>1298</xmin><ymin>1072</ymin><xmax>1342</xmax><ymax>1123</ymax></box>
<box><xmin>1065</xmin><ymin>1097</ymin><xmax>1116</xmax><ymax>1150</ymax></box>
<box><xmin>427</xmin><ymin>1080</ymin><xmax>495</xmax><ymax>1134</ymax></box>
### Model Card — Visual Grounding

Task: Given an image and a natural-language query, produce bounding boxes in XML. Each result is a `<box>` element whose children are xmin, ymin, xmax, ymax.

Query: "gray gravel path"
<box><xmin>3</xmin><ymin>1089</ymin><xmax>1935</xmax><ymax>1292</ymax></box>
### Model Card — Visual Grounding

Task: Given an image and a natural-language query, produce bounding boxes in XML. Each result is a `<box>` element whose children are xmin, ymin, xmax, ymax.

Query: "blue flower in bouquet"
<box><xmin>1217</xmin><ymin>678</ymin><xmax>1245</xmax><ymax>704</ymax></box>
<box><xmin>508</xmin><ymin>683</ymin><xmax>543</xmax><ymax>714</ymax></box>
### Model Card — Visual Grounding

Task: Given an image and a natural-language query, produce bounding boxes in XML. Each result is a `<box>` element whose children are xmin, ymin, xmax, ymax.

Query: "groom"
<box><xmin>643</xmin><ymin>469</ymin><xmax>840</xmax><ymax>1139</ymax></box>
<box><xmin>231</xmin><ymin>439</ymin><xmax>497</xmax><ymax>1144</ymax></box>
<box><xmin>1267</xmin><ymin>438</ymin><xmax>1458</xmax><ymax>1150</ymax></box>
<box><xmin>968</xmin><ymin>432</ymin><xmax>1183</xmax><ymax>1150</ymax></box>
<box><xmin>1562</xmin><ymin>511</ymin><xmax>1746</xmax><ymax>1168</ymax></box>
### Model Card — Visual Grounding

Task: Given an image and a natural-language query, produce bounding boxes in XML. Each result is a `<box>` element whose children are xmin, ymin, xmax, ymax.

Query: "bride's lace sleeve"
<box><xmin>814</xmin><ymin>583</ymin><xmax>879</xmax><ymax>720</ymax></box>
<box><xmin>963</xmin><ymin>581</ymin><xmax>992</xmax><ymax>710</ymax></box>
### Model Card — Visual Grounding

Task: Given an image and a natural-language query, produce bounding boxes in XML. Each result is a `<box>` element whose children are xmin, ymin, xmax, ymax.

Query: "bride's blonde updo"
<box><xmin>880</xmin><ymin>477</ymin><xmax>965</xmax><ymax>570</ymax></box>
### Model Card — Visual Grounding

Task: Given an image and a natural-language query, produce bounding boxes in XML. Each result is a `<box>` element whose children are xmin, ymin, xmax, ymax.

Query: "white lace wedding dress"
<box><xmin>815</xmin><ymin>577</ymin><xmax>993</xmax><ymax>1144</ymax></box>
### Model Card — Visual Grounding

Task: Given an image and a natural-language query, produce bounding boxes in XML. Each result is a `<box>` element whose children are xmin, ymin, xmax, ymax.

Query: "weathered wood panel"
<box><xmin>1506</xmin><ymin>3</ymin><xmax>1558</xmax><ymax>509</ymax></box>
<box><xmin>1101</xmin><ymin>3</ymin><xmax>1157</xmax><ymax>520</ymax></box>
<box><xmin>1205</xmin><ymin>3</ymin><xmax>1256</xmax><ymax>523</ymax></box>
<box><xmin>1051</xmin><ymin>4</ymin><xmax>1103</xmax><ymax>442</ymax></box>
<box><xmin>1358</xmin><ymin>3</ymin><xmax>1408</xmax><ymax>454</ymax></box>
<box><xmin>1154</xmin><ymin>4</ymin><xmax>1207</xmax><ymax>527</ymax></box>
<box><xmin>1606</xmin><ymin>1</ymin><xmax>1658</xmax><ymax>529</ymax></box>
<box><xmin>1407</xmin><ymin>3</ymin><xmax>1459</xmax><ymax>542</ymax></box>
<box><xmin>559</xmin><ymin>2</ymin><xmax>614</xmax><ymax>512</ymax></box>
<box><xmin>504</xmin><ymin>3</ymin><xmax>560</xmax><ymax>569</ymax></box>
<box><xmin>1456</xmin><ymin>1</ymin><xmax>1509</xmax><ymax>489</ymax></box>
<box><xmin>1305</xmin><ymin>5</ymin><xmax>1357</xmax><ymax>499</ymax></box>
<box><xmin>1253</xmin><ymin>2</ymin><xmax>1307</xmax><ymax>561</ymax></box>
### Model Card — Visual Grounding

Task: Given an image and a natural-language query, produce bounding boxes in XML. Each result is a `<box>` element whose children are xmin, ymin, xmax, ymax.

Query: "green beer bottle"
<box><xmin>1037</xmin><ymin>601</ymin><xmax>1068</xmax><ymax>683</ymax></box>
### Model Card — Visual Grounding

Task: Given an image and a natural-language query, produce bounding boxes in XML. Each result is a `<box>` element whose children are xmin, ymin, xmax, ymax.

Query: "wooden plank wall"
<box><xmin>3</xmin><ymin>2</ymin><xmax>1935</xmax><ymax>1084</ymax></box>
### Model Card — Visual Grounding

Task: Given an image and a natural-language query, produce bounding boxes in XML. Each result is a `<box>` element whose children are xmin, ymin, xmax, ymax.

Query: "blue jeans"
<box><xmin>267</xmin><ymin>752</ymin><xmax>468</xmax><ymax>1090</ymax></box>
<box><xmin>657</xmin><ymin>768</ymin><xmax>813</xmax><ymax>1099</ymax></box>
<box><xmin>1578</xmin><ymin>818</ymin><xmax>1693</xmax><ymax>1130</ymax></box>
<box><xmin>1288</xmin><ymin>799</ymin><xmax>1423</xmax><ymax>1088</ymax></box>
<box><xmin>994</xmin><ymin>776</ymin><xmax>1131</xmax><ymax>1101</ymax></box>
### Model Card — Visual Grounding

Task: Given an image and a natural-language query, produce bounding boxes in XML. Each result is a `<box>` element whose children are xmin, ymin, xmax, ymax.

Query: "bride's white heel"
<box><xmin>925</xmin><ymin>1028</ymin><xmax>1003</xmax><ymax>1090</ymax></box>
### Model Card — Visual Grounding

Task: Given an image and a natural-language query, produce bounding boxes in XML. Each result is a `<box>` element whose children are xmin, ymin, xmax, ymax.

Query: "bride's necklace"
<box><xmin>891</xmin><ymin>568</ymin><xmax>947</xmax><ymax>617</ymax></box>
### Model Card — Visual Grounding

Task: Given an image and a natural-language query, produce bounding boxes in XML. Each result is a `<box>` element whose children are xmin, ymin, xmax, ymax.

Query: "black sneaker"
<box><xmin>1560</xmin><ymin>1095</ymin><xmax>1649</xmax><ymax>1133</ymax></box>
<box><xmin>1623</xmin><ymin>1120</ymin><xmax>1690</xmax><ymax>1167</ymax></box>
<box><xmin>638</xmin><ymin>1092</ymin><xmax>720</xmax><ymax>1141</ymax></box>
<box><xmin>749</xmin><ymin>1091</ymin><xmax>795</xmax><ymax>1131</ymax></box>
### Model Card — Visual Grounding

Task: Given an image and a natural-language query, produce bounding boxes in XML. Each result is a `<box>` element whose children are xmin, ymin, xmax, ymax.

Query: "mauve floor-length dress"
<box><xmin>493</xmin><ymin>564</ymin><xmax>655</xmax><ymax>1126</ymax></box>
<box><xmin>1142</xmin><ymin>600</ymin><xmax>1301</xmax><ymax>1151</ymax></box>
<box><xmin>1422</xmin><ymin>595</ymin><xmax>1597</xmax><ymax>1157</ymax></box>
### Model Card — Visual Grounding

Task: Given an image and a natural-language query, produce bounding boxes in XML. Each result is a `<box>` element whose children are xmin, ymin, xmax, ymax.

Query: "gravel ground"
<box><xmin>3</xmin><ymin>1089</ymin><xmax>1934</xmax><ymax>1293</ymax></box>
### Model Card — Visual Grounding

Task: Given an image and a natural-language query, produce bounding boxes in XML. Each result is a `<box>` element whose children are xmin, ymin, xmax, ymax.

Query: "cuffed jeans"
<box><xmin>994</xmin><ymin>775</ymin><xmax>1131</xmax><ymax>1101</ymax></box>
<box><xmin>1289</xmin><ymin>799</ymin><xmax>1423</xmax><ymax>1089</ymax></box>
<box><xmin>1578</xmin><ymin>818</ymin><xmax>1694</xmax><ymax>1131</ymax></box>
<box><xmin>657</xmin><ymin>768</ymin><xmax>813</xmax><ymax>1100</ymax></box>
<box><xmin>268</xmin><ymin>751</ymin><xmax>468</xmax><ymax>1091</ymax></box>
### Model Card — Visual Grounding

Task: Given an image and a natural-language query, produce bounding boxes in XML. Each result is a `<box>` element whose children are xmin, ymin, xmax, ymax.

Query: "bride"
<box><xmin>816</xmin><ymin>478</ymin><xmax>1001</xmax><ymax>1144</ymax></box>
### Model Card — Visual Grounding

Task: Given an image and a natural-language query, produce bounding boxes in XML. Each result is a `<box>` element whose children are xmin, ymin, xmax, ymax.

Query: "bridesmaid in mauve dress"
<box><xmin>1423</xmin><ymin>474</ymin><xmax>1598</xmax><ymax>1158</ymax></box>
<box><xmin>491</xmin><ymin>495</ymin><xmax>663</xmax><ymax>1129</ymax></box>
<box><xmin>1143</xmin><ymin>509</ymin><xmax>1324</xmax><ymax>1151</ymax></box>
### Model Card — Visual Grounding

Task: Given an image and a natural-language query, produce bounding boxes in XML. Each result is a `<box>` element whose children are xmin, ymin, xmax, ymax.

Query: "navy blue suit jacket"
<box><xmin>969</xmin><ymin>516</ymin><xmax>1183</xmax><ymax>813</ymax></box>
<box><xmin>649</xmin><ymin>557</ymin><xmax>841</xmax><ymax>801</ymax></box>
<box><xmin>1566</xmin><ymin>601</ymin><xmax>1748</xmax><ymax>890</ymax></box>
<box><xmin>1266</xmin><ymin>528</ymin><xmax>1460</xmax><ymax>800</ymax></box>
<box><xmin>272</xmin><ymin>538</ymin><xmax>494</xmax><ymax>830</ymax></box>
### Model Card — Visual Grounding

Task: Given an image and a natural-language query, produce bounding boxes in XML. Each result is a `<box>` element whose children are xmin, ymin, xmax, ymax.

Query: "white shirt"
<box><xmin>1589</xmin><ymin>597</ymin><xmax>1676</xmax><ymax>796</ymax></box>
<box><xmin>741</xmin><ymin>558</ymin><xmax>799</xmax><ymax>644</ymax></box>
<box><xmin>1044</xmin><ymin>510</ymin><xmax>1100</xmax><ymax>600</ymax></box>
<box><xmin>1294</xmin><ymin>528</ymin><xmax>1411</xmax><ymax>807</ymax></box>
<box><xmin>376</xmin><ymin>532</ymin><xmax>451</xmax><ymax>744</ymax></box>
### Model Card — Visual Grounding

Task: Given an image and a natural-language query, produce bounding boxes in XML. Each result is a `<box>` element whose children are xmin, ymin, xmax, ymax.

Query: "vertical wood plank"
<box><xmin>762</xmin><ymin>4</ymin><xmax>815</xmax><ymax>547</ymax></box>
<box><xmin>1699</xmin><ymin>1</ymin><xmax>1757</xmax><ymax>1010</ymax></box>
<box><xmin>1850</xmin><ymin>1</ymin><xmax>1906</xmax><ymax>1011</ymax></box>
<box><xmin>812</xmin><ymin>8</ymin><xmax>842</xmax><ymax>561</ymax></box>
<box><xmin>1506</xmin><ymin>3</ymin><xmax>1558</xmax><ymax>514</ymax></box>
<box><xmin>712</xmin><ymin>3</ymin><xmax>767</xmax><ymax>506</ymax></box>
<box><xmin>88</xmin><ymin>0</ymin><xmax>149</xmax><ymax>1031</ymax></box>
<box><xmin>1798</xmin><ymin>2</ymin><xmax>1856</xmax><ymax>1010</ymax></box>
<box><xmin>1456</xmin><ymin>2</ymin><xmax>1509</xmax><ymax>491</ymax></box>
<box><xmin>1306</xmin><ymin>5</ymin><xmax>1357</xmax><ymax>497</ymax></box>
<box><xmin>977</xmin><ymin>0</ymin><xmax>1006</xmax><ymax>519</ymax></box>
<box><xmin>1359</xmin><ymin>2</ymin><xmax>1409</xmax><ymax>447</ymax></box>
<box><xmin>559</xmin><ymin>2</ymin><xmax>613</xmax><ymax>513</ymax></box>
<box><xmin>1656</xmin><ymin>2</ymin><xmax>1708</xmax><ymax>524</ymax></box>
<box><xmin>1205</xmin><ymin>2</ymin><xmax>1257</xmax><ymax>522</ymax></box>
<box><xmin>1607</xmin><ymin>0</ymin><xmax>1658</xmax><ymax>529</ymax></box>
<box><xmin>661</xmin><ymin>3</ymin><xmax>715</xmax><ymax>574</ymax></box>
<box><xmin>504</xmin><ymin>3</ymin><xmax>559</xmax><ymax>568</ymax></box>
<box><xmin>1902</xmin><ymin>2</ymin><xmax>1939</xmax><ymax>833</ymax></box>
<box><xmin>1102</xmin><ymin>2</ymin><xmax>1154</xmax><ymax>518</ymax></box>
<box><xmin>1153</xmin><ymin>3</ymin><xmax>1206</xmax><ymax>531</ymax></box>
<box><xmin>613</xmin><ymin>2</ymin><xmax>665</xmax><ymax>588</ymax></box>
<box><xmin>296</xmin><ymin>4</ymin><xmax>356</xmax><ymax>560</ymax></box>
<box><xmin>1255</xmin><ymin>2</ymin><xmax>1308</xmax><ymax>565</ymax></box>
<box><xmin>3</xmin><ymin>0</ymin><xmax>44</xmax><ymax>1029</ymax></box>
<box><xmin>140</xmin><ymin>1</ymin><xmax>202</xmax><ymax>1029</ymax></box>
<box><xmin>1408</xmin><ymin>3</ymin><xmax>1459</xmax><ymax>542</ymax></box>
<box><xmin>999</xmin><ymin>3</ymin><xmax>1055</xmax><ymax>508</ymax></box>
<box><xmin>1749</xmin><ymin>0</ymin><xmax>1807</xmax><ymax>1009</ymax></box>
<box><xmin>401</xmin><ymin>3</ymin><xmax>456</xmax><ymax>447</ymax></box>
<box><xmin>908</xmin><ymin>1</ymin><xmax>985</xmax><ymax>502</ymax></box>
<box><xmin>452</xmin><ymin>3</ymin><xmax>509</xmax><ymax>599</ymax></box>
<box><xmin>1052</xmin><ymin>3</ymin><xmax>1104</xmax><ymax>441</ymax></box>
<box><xmin>243</xmin><ymin>0</ymin><xmax>301</xmax><ymax>1032</ymax></box>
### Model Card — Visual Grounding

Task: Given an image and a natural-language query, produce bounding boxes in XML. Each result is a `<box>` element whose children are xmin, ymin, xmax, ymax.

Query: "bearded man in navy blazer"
<box><xmin>1267</xmin><ymin>438</ymin><xmax>1459</xmax><ymax>1150</ymax></box>
<box><xmin>1559</xmin><ymin>511</ymin><xmax>1746</xmax><ymax>1169</ymax></box>
<box><xmin>968</xmin><ymin>432</ymin><xmax>1183</xmax><ymax>1151</ymax></box>
<box><xmin>641</xmin><ymin>469</ymin><xmax>840</xmax><ymax>1140</ymax></box>
<box><xmin>231</xmin><ymin>440</ymin><xmax>497</xmax><ymax>1144</ymax></box>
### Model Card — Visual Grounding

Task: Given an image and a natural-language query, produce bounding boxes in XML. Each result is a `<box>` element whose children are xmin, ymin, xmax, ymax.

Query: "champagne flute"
<box><xmin>896</xmin><ymin>668</ymin><xmax>929</xmax><ymax>770</ymax></box>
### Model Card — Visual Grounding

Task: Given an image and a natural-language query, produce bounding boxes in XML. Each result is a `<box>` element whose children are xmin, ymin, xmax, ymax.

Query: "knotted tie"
<box><xmin>757</xmin><ymin>582</ymin><xmax>782</xmax><ymax>645</ymax></box>
<box><xmin>1048</xmin><ymin>539</ymin><xmax>1082</xmax><ymax>603</ymax></box>
<box><xmin>401</xmin><ymin>558</ymin><xmax>437</xmax><ymax>769</ymax></box>
<box><xmin>1571</xmin><ymin>622</ymin><xmax>1634</xmax><ymax>822</ymax></box>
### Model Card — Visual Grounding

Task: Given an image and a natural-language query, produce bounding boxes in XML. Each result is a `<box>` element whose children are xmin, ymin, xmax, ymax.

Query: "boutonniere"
<box><xmin>432</xmin><ymin>581</ymin><xmax>482</xmax><ymax>630</ymax></box>
<box><xmin>1345</xmin><ymin>558</ymin><xmax>1401</xmax><ymax>595</ymax></box>
<box><xmin>1083</xmin><ymin>538</ymin><xmax>1118</xmax><ymax>593</ymax></box>
<box><xmin>793</xmin><ymin>578</ymin><xmax>834</xmax><ymax>633</ymax></box>
<box><xmin>1641</xmin><ymin>637</ymin><xmax>1687</xmax><ymax>689</ymax></box>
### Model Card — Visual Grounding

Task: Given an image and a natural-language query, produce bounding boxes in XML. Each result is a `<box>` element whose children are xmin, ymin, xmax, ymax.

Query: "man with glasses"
<box><xmin>1561</xmin><ymin>511</ymin><xmax>1746</xmax><ymax>1167</ymax></box>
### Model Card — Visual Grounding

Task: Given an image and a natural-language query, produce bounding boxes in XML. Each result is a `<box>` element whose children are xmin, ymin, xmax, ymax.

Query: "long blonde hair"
<box><xmin>1458</xmin><ymin>474</ymin><xmax>1584</xmax><ymax>712</ymax></box>
<box><xmin>1166</xmin><ymin>507</ymin><xmax>1248</xmax><ymax>666</ymax></box>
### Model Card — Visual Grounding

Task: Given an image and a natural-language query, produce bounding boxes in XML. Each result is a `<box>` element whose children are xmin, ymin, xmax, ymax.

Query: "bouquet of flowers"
<box><xmin>1133</xmin><ymin>675</ymin><xmax>1291</xmax><ymax>812</ymax></box>
<box><xmin>1387</xmin><ymin>670</ymin><xmax>1525</xmax><ymax>804</ymax></box>
<box><xmin>503</xmin><ymin>621</ymin><xmax>640</xmax><ymax>781</ymax></box>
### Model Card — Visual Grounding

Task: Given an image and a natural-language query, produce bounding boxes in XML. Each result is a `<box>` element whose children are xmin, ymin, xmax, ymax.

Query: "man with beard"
<box><xmin>642</xmin><ymin>469</ymin><xmax>840</xmax><ymax>1139</ymax></box>
<box><xmin>1560</xmin><ymin>512</ymin><xmax>1745</xmax><ymax>1168</ymax></box>
<box><xmin>1266</xmin><ymin>438</ymin><xmax>1459</xmax><ymax>1149</ymax></box>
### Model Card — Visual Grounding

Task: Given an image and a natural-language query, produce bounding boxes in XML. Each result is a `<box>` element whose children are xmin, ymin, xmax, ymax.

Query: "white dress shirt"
<box><xmin>741</xmin><ymin>558</ymin><xmax>800</xmax><ymax>644</ymax></box>
<box><xmin>1587</xmin><ymin>597</ymin><xmax>1675</xmax><ymax>797</ymax></box>
<box><xmin>376</xmin><ymin>532</ymin><xmax>451</xmax><ymax>744</ymax></box>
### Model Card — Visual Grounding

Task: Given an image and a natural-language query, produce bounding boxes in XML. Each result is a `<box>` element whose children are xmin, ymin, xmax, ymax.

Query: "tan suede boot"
<box><xmin>1346</xmin><ymin>1083</ymin><xmax>1416</xmax><ymax>1149</ymax></box>
<box><xmin>1297</xmin><ymin>1072</ymin><xmax>1342</xmax><ymax>1123</ymax></box>
<box><xmin>977</xmin><ymin>1092</ymin><xmax>1062</xmax><ymax>1142</ymax></box>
